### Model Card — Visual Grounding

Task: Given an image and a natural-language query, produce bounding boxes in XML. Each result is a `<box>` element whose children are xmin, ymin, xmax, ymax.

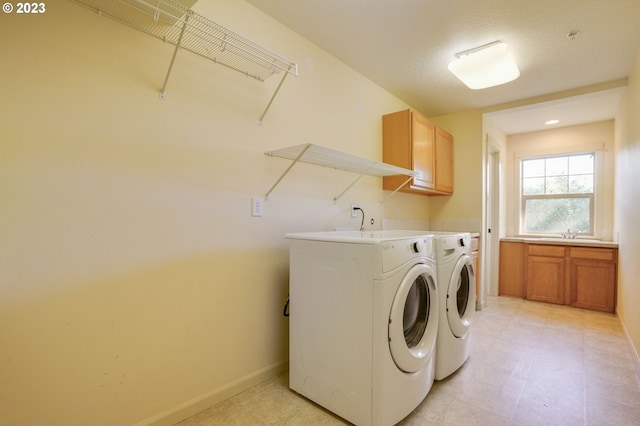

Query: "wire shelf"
<box><xmin>72</xmin><ymin>0</ymin><xmax>298</xmax><ymax>81</ymax></box>
<box><xmin>70</xmin><ymin>0</ymin><xmax>297</xmax><ymax>120</ymax></box>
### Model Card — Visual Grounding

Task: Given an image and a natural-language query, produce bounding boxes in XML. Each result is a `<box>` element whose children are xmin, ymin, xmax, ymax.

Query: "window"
<box><xmin>521</xmin><ymin>153</ymin><xmax>594</xmax><ymax>235</ymax></box>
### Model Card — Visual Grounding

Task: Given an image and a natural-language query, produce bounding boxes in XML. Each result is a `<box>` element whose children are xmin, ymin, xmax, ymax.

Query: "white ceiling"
<box><xmin>485</xmin><ymin>86</ymin><xmax>627</xmax><ymax>135</ymax></box>
<box><xmin>245</xmin><ymin>0</ymin><xmax>640</xmax><ymax>134</ymax></box>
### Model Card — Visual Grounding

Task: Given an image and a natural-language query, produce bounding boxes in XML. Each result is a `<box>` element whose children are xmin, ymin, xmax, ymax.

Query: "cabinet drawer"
<box><xmin>569</xmin><ymin>247</ymin><xmax>615</xmax><ymax>261</ymax></box>
<box><xmin>527</xmin><ymin>244</ymin><xmax>566</xmax><ymax>257</ymax></box>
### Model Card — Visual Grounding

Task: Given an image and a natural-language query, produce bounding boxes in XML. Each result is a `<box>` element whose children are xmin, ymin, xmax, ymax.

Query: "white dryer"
<box><xmin>431</xmin><ymin>232</ymin><xmax>476</xmax><ymax>380</ymax></box>
<box><xmin>286</xmin><ymin>230</ymin><xmax>439</xmax><ymax>426</ymax></box>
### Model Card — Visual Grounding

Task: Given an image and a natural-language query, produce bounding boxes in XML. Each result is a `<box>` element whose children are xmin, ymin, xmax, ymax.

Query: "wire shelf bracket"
<box><xmin>264</xmin><ymin>144</ymin><xmax>417</xmax><ymax>203</ymax></box>
<box><xmin>70</xmin><ymin>0</ymin><xmax>298</xmax><ymax>122</ymax></box>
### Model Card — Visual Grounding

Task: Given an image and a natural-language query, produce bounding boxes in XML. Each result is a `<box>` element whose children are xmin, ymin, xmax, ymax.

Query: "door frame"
<box><xmin>481</xmin><ymin>134</ymin><xmax>502</xmax><ymax>302</ymax></box>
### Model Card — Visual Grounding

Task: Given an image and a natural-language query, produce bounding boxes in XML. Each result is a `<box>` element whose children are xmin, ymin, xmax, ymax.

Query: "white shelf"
<box><xmin>71</xmin><ymin>0</ymin><xmax>298</xmax><ymax>121</ymax></box>
<box><xmin>265</xmin><ymin>144</ymin><xmax>416</xmax><ymax>201</ymax></box>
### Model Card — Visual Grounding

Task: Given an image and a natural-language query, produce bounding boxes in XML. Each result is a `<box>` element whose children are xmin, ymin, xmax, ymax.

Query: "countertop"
<box><xmin>501</xmin><ymin>237</ymin><xmax>618</xmax><ymax>248</ymax></box>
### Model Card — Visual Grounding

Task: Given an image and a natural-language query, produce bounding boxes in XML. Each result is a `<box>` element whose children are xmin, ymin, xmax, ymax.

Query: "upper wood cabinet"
<box><xmin>382</xmin><ymin>109</ymin><xmax>453</xmax><ymax>195</ymax></box>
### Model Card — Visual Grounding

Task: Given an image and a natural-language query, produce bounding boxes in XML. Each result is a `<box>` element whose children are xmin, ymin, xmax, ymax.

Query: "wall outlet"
<box><xmin>252</xmin><ymin>197</ymin><xmax>264</xmax><ymax>217</ymax></box>
<box><xmin>351</xmin><ymin>204</ymin><xmax>358</xmax><ymax>218</ymax></box>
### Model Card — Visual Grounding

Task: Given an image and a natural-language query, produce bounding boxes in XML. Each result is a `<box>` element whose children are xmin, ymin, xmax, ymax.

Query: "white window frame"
<box><xmin>515</xmin><ymin>149</ymin><xmax>604</xmax><ymax>238</ymax></box>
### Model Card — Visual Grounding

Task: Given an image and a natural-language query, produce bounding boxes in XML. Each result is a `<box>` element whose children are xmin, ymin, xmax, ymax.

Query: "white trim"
<box><xmin>618</xmin><ymin>310</ymin><xmax>640</xmax><ymax>385</ymax></box>
<box><xmin>512</xmin><ymin>142</ymin><xmax>607</xmax><ymax>160</ymax></box>
<box><xmin>515</xmin><ymin>151</ymin><xmax>604</xmax><ymax>238</ymax></box>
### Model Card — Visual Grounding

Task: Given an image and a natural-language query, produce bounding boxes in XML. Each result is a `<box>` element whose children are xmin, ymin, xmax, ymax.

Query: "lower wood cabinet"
<box><xmin>498</xmin><ymin>241</ymin><xmax>525</xmax><ymax>298</ymax></box>
<box><xmin>569</xmin><ymin>247</ymin><xmax>617</xmax><ymax>312</ymax></box>
<box><xmin>526</xmin><ymin>254</ymin><xmax>565</xmax><ymax>305</ymax></box>
<box><xmin>499</xmin><ymin>241</ymin><xmax>617</xmax><ymax>313</ymax></box>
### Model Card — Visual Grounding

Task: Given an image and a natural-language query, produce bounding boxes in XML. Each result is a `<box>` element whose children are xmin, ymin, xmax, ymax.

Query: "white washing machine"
<box><xmin>286</xmin><ymin>230</ymin><xmax>439</xmax><ymax>426</ymax></box>
<box><xmin>431</xmin><ymin>232</ymin><xmax>476</xmax><ymax>380</ymax></box>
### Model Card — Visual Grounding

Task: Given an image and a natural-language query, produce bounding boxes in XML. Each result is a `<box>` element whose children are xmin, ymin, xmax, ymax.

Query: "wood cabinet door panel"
<box><xmin>382</xmin><ymin>109</ymin><xmax>412</xmax><ymax>192</ymax></box>
<box><xmin>570</xmin><ymin>259</ymin><xmax>616</xmax><ymax>312</ymax></box>
<box><xmin>526</xmin><ymin>256</ymin><xmax>565</xmax><ymax>304</ymax></box>
<box><xmin>410</xmin><ymin>112</ymin><xmax>436</xmax><ymax>190</ymax></box>
<box><xmin>435</xmin><ymin>126</ymin><xmax>453</xmax><ymax>194</ymax></box>
<box><xmin>499</xmin><ymin>241</ymin><xmax>526</xmax><ymax>297</ymax></box>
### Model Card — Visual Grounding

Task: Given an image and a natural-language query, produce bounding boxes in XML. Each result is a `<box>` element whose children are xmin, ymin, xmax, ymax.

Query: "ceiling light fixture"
<box><xmin>448</xmin><ymin>41</ymin><xmax>520</xmax><ymax>90</ymax></box>
<box><xmin>545</xmin><ymin>119</ymin><xmax>560</xmax><ymax>125</ymax></box>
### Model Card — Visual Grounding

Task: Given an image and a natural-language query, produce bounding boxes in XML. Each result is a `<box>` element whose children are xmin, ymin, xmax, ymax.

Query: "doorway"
<box><xmin>481</xmin><ymin>136</ymin><xmax>501</xmax><ymax>301</ymax></box>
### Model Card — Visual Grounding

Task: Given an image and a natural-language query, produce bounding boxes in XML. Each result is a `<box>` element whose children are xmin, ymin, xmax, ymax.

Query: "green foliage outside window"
<box><xmin>524</xmin><ymin>198</ymin><xmax>590</xmax><ymax>233</ymax></box>
<box><xmin>521</xmin><ymin>154</ymin><xmax>594</xmax><ymax>235</ymax></box>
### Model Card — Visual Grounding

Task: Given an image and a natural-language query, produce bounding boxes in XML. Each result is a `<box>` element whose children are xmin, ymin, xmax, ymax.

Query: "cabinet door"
<box><xmin>526</xmin><ymin>255</ymin><xmax>565</xmax><ymax>304</ymax></box>
<box><xmin>435</xmin><ymin>126</ymin><xmax>453</xmax><ymax>194</ymax></box>
<box><xmin>382</xmin><ymin>109</ymin><xmax>415</xmax><ymax>192</ymax></box>
<box><xmin>569</xmin><ymin>259</ymin><xmax>616</xmax><ymax>312</ymax></box>
<box><xmin>499</xmin><ymin>241</ymin><xmax>525</xmax><ymax>297</ymax></box>
<box><xmin>410</xmin><ymin>112</ymin><xmax>436</xmax><ymax>191</ymax></box>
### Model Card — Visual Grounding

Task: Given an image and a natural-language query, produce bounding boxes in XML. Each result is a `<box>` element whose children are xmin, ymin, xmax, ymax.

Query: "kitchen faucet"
<box><xmin>562</xmin><ymin>228</ymin><xmax>577</xmax><ymax>239</ymax></box>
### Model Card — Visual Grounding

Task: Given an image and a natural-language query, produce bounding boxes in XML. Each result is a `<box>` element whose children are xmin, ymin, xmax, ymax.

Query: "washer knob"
<box><xmin>412</xmin><ymin>241</ymin><xmax>423</xmax><ymax>253</ymax></box>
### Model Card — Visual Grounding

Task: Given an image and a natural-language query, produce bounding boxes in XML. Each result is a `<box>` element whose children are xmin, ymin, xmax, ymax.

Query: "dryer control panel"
<box><xmin>380</xmin><ymin>237</ymin><xmax>434</xmax><ymax>273</ymax></box>
<box><xmin>437</xmin><ymin>233</ymin><xmax>471</xmax><ymax>256</ymax></box>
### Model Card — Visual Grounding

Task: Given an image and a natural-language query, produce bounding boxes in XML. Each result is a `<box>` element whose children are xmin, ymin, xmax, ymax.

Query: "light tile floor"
<box><xmin>177</xmin><ymin>296</ymin><xmax>640</xmax><ymax>425</ymax></box>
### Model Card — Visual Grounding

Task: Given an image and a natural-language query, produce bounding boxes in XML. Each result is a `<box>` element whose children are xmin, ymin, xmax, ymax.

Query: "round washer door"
<box><xmin>446</xmin><ymin>254</ymin><xmax>476</xmax><ymax>338</ymax></box>
<box><xmin>388</xmin><ymin>264</ymin><xmax>438</xmax><ymax>373</ymax></box>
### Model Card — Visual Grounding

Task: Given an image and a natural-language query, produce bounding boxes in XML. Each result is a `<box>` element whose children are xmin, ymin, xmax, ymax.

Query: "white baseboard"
<box><xmin>617</xmin><ymin>310</ymin><xmax>640</xmax><ymax>383</ymax></box>
<box><xmin>135</xmin><ymin>360</ymin><xmax>289</xmax><ymax>426</ymax></box>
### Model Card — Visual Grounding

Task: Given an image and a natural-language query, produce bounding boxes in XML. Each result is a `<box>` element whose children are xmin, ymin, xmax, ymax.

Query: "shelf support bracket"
<box><xmin>265</xmin><ymin>143</ymin><xmax>311</xmax><ymax>199</ymax></box>
<box><xmin>160</xmin><ymin>12</ymin><xmax>190</xmax><ymax>99</ymax></box>
<box><xmin>333</xmin><ymin>174</ymin><xmax>365</xmax><ymax>202</ymax></box>
<box><xmin>381</xmin><ymin>175</ymin><xmax>414</xmax><ymax>204</ymax></box>
<box><xmin>259</xmin><ymin>66</ymin><xmax>291</xmax><ymax>124</ymax></box>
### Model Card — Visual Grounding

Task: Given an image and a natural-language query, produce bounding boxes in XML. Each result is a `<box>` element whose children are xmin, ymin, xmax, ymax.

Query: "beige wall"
<box><xmin>614</xmin><ymin>50</ymin><xmax>640</xmax><ymax>361</ymax></box>
<box><xmin>429</xmin><ymin>110</ymin><xmax>484</xmax><ymax>232</ymax></box>
<box><xmin>504</xmin><ymin>121</ymin><xmax>616</xmax><ymax>239</ymax></box>
<box><xmin>0</xmin><ymin>1</ymin><xmax>432</xmax><ymax>424</ymax></box>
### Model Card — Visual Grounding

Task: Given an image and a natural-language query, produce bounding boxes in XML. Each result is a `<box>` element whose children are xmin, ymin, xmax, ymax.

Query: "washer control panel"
<box><xmin>412</xmin><ymin>241</ymin><xmax>424</xmax><ymax>253</ymax></box>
